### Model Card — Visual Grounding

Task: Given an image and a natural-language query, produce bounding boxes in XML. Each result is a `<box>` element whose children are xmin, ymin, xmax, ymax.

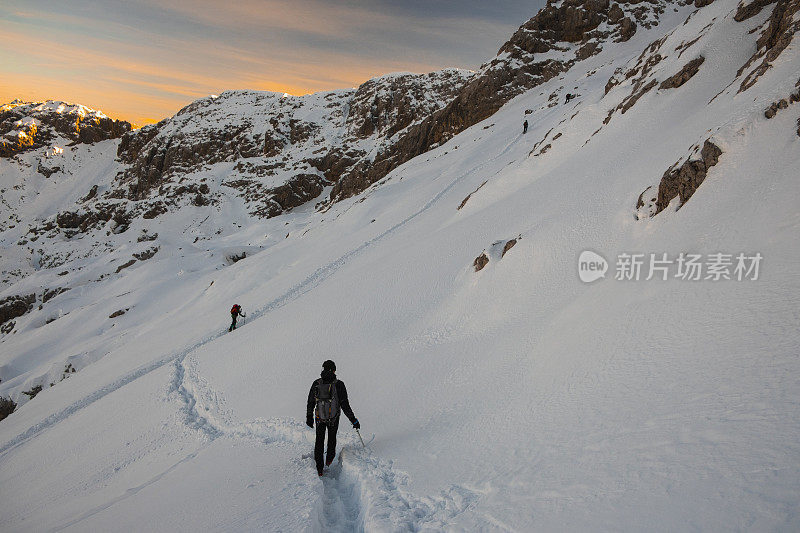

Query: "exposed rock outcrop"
<box><xmin>660</xmin><ymin>56</ymin><xmax>705</xmax><ymax>89</ymax></box>
<box><xmin>0</xmin><ymin>294</ymin><xmax>36</xmax><ymax>324</ymax></box>
<box><xmin>737</xmin><ymin>0</ymin><xmax>800</xmax><ymax>92</ymax></box>
<box><xmin>21</xmin><ymin>385</ymin><xmax>43</xmax><ymax>399</ymax></box>
<box><xmin>0</xmin><ymin>100</ymin><xmax>130</xmax><ymax>158</ymax></box>
<box><xmin>331</xmin><ymin>0</ymin><xmax>659</xmax><ymax>202</ymax></box>
<box><xmin>474</xmin><ymin>252</ymin><xmax>490</xmax><ymax>272</ymax></box>
<box><xmin>115</xmin><ymin>259</ymin><xmax>136</xmax><ymax>274</ymax></box>
<box><xmin>42</xmin><ymin>287</ymin><xmax>69</xmax><ymax>303</ymax></box>
<box><xmin>133</xmin><ymin>247</ymin><xmax>159</xmax><ymax>261</ymax></box>
<box><xmin>604</xmin><ymin>37</ymin><xmax>666</xmax><ymax>123</ymax></box>
<box><xmin>734</xmin><ymin>0</ymin><xmax>778</xmax><ymax>22</ymax></box>
<box><xmin>501</xmin><ymin>239</ymin><xmax>518</xmax><ymax>258</ymax></box>
<box><xmin>54</xmin><ymin>202</ymin><xmax>129</xmax><ymax>235</ymax></box>
<box><xmin>763</xmin><ymin>79</ymin><xmax>800</xmax><ymax>122</ymax></box>
<box><xmin>0</xmin><ymin>397</ymin><xmax>16</xmax><ymax>422</ymax></box>
<box><xmin>653</xmin><ymin>140</ymin><xmax>723</xmax><ymax>215</ymax></box>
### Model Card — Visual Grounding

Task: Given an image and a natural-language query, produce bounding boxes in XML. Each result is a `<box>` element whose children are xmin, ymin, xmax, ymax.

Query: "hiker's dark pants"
<box><xmin>229</xmin><ymin>314</ymin><xmax>237</xmax><ymax>331</ymax></box>
<box><xmin>315</xmin><ymin>417</ymin><xmax>339</xmax><ymax>472</ymax></box>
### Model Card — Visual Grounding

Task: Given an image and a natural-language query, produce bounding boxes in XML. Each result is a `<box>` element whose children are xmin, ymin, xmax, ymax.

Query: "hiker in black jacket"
<box><xmin>306</xmin><ymin>360</ymin><xmax>359</xmax><ymax>476</ymax></box>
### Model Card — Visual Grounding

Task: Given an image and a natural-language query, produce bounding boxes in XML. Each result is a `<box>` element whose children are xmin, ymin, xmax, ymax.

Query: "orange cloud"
<box><xmin>0</xmin><ymin>1</ymin><xmax>505</xmax><ymax>124</ymax></box>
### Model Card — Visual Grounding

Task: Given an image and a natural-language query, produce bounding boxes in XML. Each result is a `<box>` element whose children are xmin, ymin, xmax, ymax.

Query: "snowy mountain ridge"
<box><xmin>0</xmin><ymin>99</ymin><xmax>130</xmax><ymax>160</ymax></box>
<box><xmin>1</xmin><ymin>0</ymin><xmax>799</xmax><ymax>530</ymax></box>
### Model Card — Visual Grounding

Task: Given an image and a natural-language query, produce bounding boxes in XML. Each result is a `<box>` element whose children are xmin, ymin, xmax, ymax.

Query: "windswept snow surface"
<box><xmin>1</xmin><ymin>3</ymin><xmax>800</xmax><ymax>531</ymax></box>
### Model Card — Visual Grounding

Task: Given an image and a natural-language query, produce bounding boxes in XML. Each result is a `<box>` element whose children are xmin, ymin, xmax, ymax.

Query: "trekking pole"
<box><xmin>356</xmin><ymin>428</ymin><xmax>366</xmax><ymax>448</ymax></box>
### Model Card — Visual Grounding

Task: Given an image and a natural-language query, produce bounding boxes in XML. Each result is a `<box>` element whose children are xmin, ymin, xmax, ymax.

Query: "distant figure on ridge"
<box><xmin>306</xmin><ymin>360</ymin><xmax>359</xmax><ymax>476</ymax></box>
<box><xmin>523</xmin><ymin>119</ymin><xmax>528</xmax><ymax>134</ymax></box>
<box><xmin>229</xmin><ymin>303</ymin><xmax>245</xmax><ymax>331</ymax></box>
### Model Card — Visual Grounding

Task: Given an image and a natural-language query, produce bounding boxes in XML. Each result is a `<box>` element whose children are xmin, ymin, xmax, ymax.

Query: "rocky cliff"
<box><xmin>114</xmin><ymin>70</ymin><xmax>473</xmax><ymax>217</ymax></box>
<box><xmin>0</xmin><ymin>100</ymin><xmax>130</xmax><ymax>158</ymax></box>
<box><xmin>332</xmin><ymin>0</ymin><xmax>672</xmax><ymax>200</ymax></box>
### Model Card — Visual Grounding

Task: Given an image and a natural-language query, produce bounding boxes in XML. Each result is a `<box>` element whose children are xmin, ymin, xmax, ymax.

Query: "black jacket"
<box><xmin>306</xmin><ymin>370</ymin><xmax>356</xmax><ymax>424</ymax></box>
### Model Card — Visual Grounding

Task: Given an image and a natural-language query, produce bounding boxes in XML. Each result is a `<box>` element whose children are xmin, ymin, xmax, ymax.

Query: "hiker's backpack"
<box><xmin>314</xmin><ymin>379</ymin><xmax>340</xmax><ymax>424</ymax></box>
<box><xmin>231</xmin><ymin>305</ymin><xmax>240</xmax><ymax>314</ymax></box>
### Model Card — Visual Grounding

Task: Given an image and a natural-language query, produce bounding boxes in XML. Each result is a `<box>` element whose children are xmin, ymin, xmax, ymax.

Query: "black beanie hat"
<box><xmin>322</xmin><ymin>360</ymin><xmax>336</xmax><ymax>371</ymax></box>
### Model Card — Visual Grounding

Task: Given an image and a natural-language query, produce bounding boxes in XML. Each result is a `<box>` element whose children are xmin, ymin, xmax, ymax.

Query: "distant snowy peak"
<box><xmin>0</xmin><ymin>100</ymin><xmax>131</xmax><ymax>158</ymax></box>
<box><xmin>113</xmin><ymin>68</ymin><xmax>475</xmax><ymax>218</ymax></box>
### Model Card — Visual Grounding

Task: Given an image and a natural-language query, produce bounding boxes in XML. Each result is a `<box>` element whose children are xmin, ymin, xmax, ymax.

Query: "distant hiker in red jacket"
<box><xmin>229</xmin><ymin>304</ymin><xmax>245</xmax><ymax>331</ymax></box>
<box><xmin>523</xmin><ymin>119</ymin><xmax>528</xmax><ymax>134</ymax></box>
<box><xmin>306</xmin><ymin>360</ymin><xmax>359</xmax><ymax>476</ymax></box>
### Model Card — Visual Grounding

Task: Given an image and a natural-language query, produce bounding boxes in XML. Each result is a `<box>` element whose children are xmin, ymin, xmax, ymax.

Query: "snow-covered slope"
<box><xmin>1</xmin><ymin>0</ymin><xmax>799</xmax><ymax>530</ymax></box>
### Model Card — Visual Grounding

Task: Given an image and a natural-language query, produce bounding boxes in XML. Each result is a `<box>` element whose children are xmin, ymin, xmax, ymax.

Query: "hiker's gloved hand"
<box><xmin>352</xmin><ymin>419</ymin><xmax>360</xmax><ymax>429</ymax></box>
<box><xmin>306</xmin><ymin>418</ymin><xmax>314</xmax><ymax>428</ymax></box>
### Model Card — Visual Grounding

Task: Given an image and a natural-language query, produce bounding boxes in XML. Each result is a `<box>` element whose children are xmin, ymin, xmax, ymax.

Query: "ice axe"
<box><xmin>356</xmin><ymin>428</ymin><xmax>366</xmax><ymax>448</ymax></box>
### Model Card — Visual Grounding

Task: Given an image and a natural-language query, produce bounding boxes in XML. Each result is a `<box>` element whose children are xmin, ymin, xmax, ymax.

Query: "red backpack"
<box><xmin>231</xmin><ymin>304</ymin><xmax>240</xmax><ymax>314</ymax></box>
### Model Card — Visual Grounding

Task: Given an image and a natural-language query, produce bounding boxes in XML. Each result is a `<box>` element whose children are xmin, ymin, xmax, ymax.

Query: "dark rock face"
<box><xmin>54</xmin><ymin>202</ymin><xmax>129</xmax><ymax>234</ymax></box>
<box><xmin>734</xmin><ymin>0</ymin><xmax>778</xmax><ymax>22</ymax></box>
<box><xmin>618</xmin><ymin>17</ymin><xmax>638</xmax><ymax>42</ymax></box>
<box><xmin>22</xmin><ymin>385</ymin><xmax>43</xmax><ymax>399</ymax></box>
<box><xmin>0</xmin><ymin>101</ymin><xmax>130</xmax><ymax>158</ymax></box>
<box><xmin>80</xmin><ymin>185</ymin><xmax>99</xmax><ymax>203</ymax></box>
<box><xmin>37</xmin><ymin>161</ymin><xmax>61</xmax><ymax>177</ymax></box>
<box><xmin>660</xmin><ymin>56</ymin><xmax>705</xmax><ymax>89</ymax></box>
<box><xmin>654</xmin><ymin>140</ymin><xmax>723</xmax><ymax>214</ymax></box>
<box><xmin>142</xmin><ymin>203</ymin><xmax>167</xmax><ymax>219</ymax></box>
<box><xmin>0</xmin><ymin>294</ymin><xmax>35</xmax><ymax>324</ymax></box>
<box><xmin>764</xmin><ymin>78</ymin><xmax>800</xmax><ymax>118</ymax></box>
<box><xmin>695</xmin><ymin>0</ymin><xmax>716</xmax><ymax>7</ymax></box>
<box><xmin>42</xmin><ymin>287</ymin><xmax>69</xmax><ymax>303</ymax></box>
<box><xmin>764</xmin><ymin>98</ymin><xmax>789</xmax><ymax>118</ymax></box>
<box><xmin>332</xmin><ymin>0</ymin><xmax>654</xmax><ymax>202</ymax></box>
<box><xmin>608</xmin><ymin>3</ymin><xmax>625</xmax><ymax>23</ymax></box>
<box><xmin>604</xmin><ymin>37</ymin><xmax>667</xmax><ymax>124</ymax></box>
<box><xmin>133</xmin><ymin>247</ymin><xmax>159</xmax><ymax>261</ymax></box>
<box><xmin>502</xmin><ymin>0</ymin><xmax>607</xmax><ymax>46</ymax></box>
<box><xmin>0</xmin><ymin>397</ymin><xmax>15</xmax><ymax>422</ymax></box>
<box><xmin>738</xmin><ymin>0</ymin><xmax>799</xmax><ymax>92</ymax></box>
<box><xmin>501</xmin><ymin>239</ymin><xmax>518</xmax><ymax>258</ymax></box>
<box><xmin>119</xmin><ymin>122</ymin><xmax>261</xmax><ymax>200</ymax></box>
<box><xmin>115</xmin><ymin>259</ymin><xmax>136</xmax><ymax>274</ymax></box>
<box><xmin>347</xmin><ymin>71</ymin><xmax>468</xmax><ymax>141</ymax></box>
<box><xmin>474</xmin><ymin>252</ymin><xmax>490</xmax><ymax>272</ymax></box>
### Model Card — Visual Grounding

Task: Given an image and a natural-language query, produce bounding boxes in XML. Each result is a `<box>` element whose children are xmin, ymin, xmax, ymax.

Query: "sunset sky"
<box><xmin>0</xmin><ymin>1</ymin><xmax>544</xmax><ymax>126</ymax></box>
